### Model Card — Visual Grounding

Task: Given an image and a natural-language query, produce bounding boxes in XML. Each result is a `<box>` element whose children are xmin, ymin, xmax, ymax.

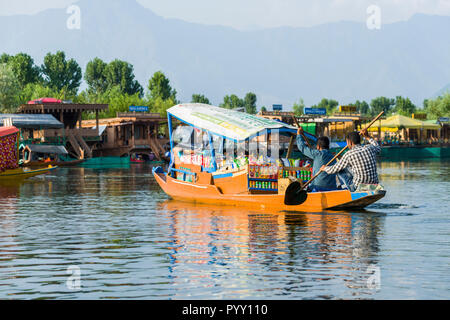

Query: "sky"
<box><xmin>1</xmin><ymin>0</ymin><xmax>450</xmax><ymax>29</ymax></box>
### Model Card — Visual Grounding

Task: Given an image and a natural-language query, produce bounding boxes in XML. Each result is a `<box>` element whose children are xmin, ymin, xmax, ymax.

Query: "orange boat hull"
<box><xmin>153</xmin><ymin>172</ymin><xmax>386</xmax><ymax>212</ymax></box>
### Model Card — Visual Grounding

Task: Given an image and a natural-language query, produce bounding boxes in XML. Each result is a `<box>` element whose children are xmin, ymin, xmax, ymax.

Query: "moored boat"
<box><xmin>20</xmin><ymin>144</ymin><xmax>84</xmax><ymax>167</ymax></box>
<box><xmin>0</xmin><ymin>166</ymin><xmax>57</xmax><ymax>180</ymax></box>
<box><xmin>152</xmin><ymin>104</ymin><xmax>386</xmax><ymax>212</ymax></box>
<box><xmin>1</xmin><ymin>126</ymin><xmax>57</xmax><ymax>180</ymax></box>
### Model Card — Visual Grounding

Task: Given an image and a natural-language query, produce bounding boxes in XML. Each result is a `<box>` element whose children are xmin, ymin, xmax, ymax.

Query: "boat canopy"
<box><xmin>167</xmin><ymin>103</ymin><xmax>297</xmax><ymax>142</ymax></box>
<box><xmin>25</xmin><ymin>144</ymin><xmax>68</xmax><ymax>155</ymax></box>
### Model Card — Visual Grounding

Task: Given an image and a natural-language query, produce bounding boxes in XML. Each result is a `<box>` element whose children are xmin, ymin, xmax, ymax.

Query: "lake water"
<box><xmin>0</xmin><ymin>160</ymin><xmax>449</xmax><ymax>299</ymax></box>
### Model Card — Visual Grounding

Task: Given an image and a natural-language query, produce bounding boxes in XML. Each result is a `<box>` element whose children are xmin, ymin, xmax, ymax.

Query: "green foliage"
<box><xmin>19</xmin><ymin>83</ymin><xmax>68</xmax><ymax>105</ymax></box>
<box><xmin>0</xmin><ymin>54</ymin><xmax>10</xmax><ymax>64</ymax></box>
<box><xmin>424</xmin><ymin>93</ymin><xmax>450</xmax><ymax>119</ymax></box>
<box><xmin>2</xmin><ymin>53</ymin><xmax>41</xmax><ymax>88</ymax></box>
<box><xmin>104</xmin><ymin>59</ymin><xmax>143</xmax><ymax>97</ymax></box>
<box><xmin>191</xmin><ymin>94</ymin><xmax>210</xmax><ymax>104</ymax></box>
<box><xmin>220</xmin><ymin>94</ymin><xmax>244</xmax><ymax>110</ymax></box>
<box><xmin>393</xmin><ymin>96</ymin><xmax>416</xmax><ymax>116</ymax></box>
<box><xmin>0</xmin><ymin>64</ymin><xmax>20</xmax><ymax>113</ymax></box>
<box><xmin>243</xmin><ymin>92</ymin><xmax>257</xmax><ymax>114</ymax></box>
<box><xmin>312</xmin><ymin>98</ymin><xmax>339</xmax><ymax>115</ymax></box>
<box><xmin>147</xmin><ymin>71</ymin><xmax>177</xmax><ymax>102</ymax></box>
<box><xmin>260</xmin><ymin>106</ymin><xmax>267</xmax><ymax>112</ymax></box>
<box><xmin>78</xmin><ymin>85</ymin><xmax>146</xmax><ymax>119</ymax></box>
<box><xmin>85</xmin><ymin>57</ymin><xmax>108</xmax><ymax>94</ymax></box>
<box><xmin>151</xmin><ymin>96</ymin><xmax>177</xmax><ymax>117</ymax></box>
<box><xmin>292</xmin><ymin>98</ymin><xmax>305</xmax><ymax>116</ymax></box>
<box><xmin>41</xmin><ymin>51</ymin><xmax>82</xmax><ymax>95</ymax></box>
<box><xmin>370</xmin><ymin>96</ymin><xmax>395</xmax><ymax>116</ymax></box>
<box><xmin>349</xmin><ymin>100</ymin><xmax>370</xmax><ymax>115</ymax></box>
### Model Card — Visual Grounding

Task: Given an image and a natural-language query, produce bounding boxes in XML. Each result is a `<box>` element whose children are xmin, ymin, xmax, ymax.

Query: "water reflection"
<box><xmin>0</xmin><ymin>161</ymin><xmax>448</xmax><ymax>299</ymax></box>
<box><xmin>159</xmin><ymin>200</ymin><xmax>385</xmax><ymax>298</ymax></box>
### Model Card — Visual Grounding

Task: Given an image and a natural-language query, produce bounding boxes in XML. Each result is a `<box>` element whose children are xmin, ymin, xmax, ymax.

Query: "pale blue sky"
<box><xmin>1</xmin><ymin>0</ymin><xmax>450</xmax><ymax>29</ymax></box>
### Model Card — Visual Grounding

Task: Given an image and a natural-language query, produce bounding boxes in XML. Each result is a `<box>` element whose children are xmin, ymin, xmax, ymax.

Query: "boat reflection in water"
<box><xmin>158</xmin><ymin>200</ymin><xmax>385</xmax><ymax>298</ymax></box>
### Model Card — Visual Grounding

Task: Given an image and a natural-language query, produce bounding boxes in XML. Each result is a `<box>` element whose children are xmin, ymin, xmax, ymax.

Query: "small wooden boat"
<box><xmin>0</xmin><ymin>165</ymin><xmax>57</xmax><ymax>180</ymax></box>
<box><xmin>153</xmin><ymin>169</ymin><xmax>385</xmax><ymax>212</ymax></box>
<box><xmin>130</xmin><ymin>151</ymin><xmax>159</xmax><ymax>163</ymax></box>
<box><xmin>20</xmin><ymin>144</ymin><xmax>83</xmax><ymax>168</ymax></box>
<box><xmin>152</xmin><ymin>104</ymin><xmax>386</xmax><ymax>212</ymax></box>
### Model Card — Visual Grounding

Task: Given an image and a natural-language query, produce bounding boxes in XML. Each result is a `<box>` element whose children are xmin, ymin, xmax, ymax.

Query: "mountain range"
<box><xmin>1</xmin><ymin>0</ymin><xmax>449</xmax><ymax>109</ymax></box>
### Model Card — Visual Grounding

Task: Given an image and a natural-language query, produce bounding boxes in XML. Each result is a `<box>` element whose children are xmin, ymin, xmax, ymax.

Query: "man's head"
<box><xmin>346</xmin><ymin>131</ymin><xmax>361</xmax><ymax>149</ymax></box>
<box><xmin>316</xmin><ymin>136</ymin><xmax>330</xmax><ymax>150</ymax></box>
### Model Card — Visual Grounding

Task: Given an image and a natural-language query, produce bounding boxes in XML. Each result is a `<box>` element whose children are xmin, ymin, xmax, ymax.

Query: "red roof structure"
<box><xmin>0</xmin><ymin>126</ymin><xmax>19</xmax><ymax>137</ymax></box>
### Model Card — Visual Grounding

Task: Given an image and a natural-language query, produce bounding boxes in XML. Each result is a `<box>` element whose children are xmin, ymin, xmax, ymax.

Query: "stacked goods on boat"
<box><xmin>247</xmin><ymin>160</ymin><xmax>313</xmax><ymax>194</ymax></box>
<box><xmin>172</xmin><ymin>142</ymin><xmax>315</xmax><ymax>195</ymax></box>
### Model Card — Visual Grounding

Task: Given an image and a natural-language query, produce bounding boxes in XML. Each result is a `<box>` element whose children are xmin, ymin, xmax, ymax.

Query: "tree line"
<box><xmin>0</xmin><ymin>51</ymin><xmax>259</xmax><ymax>118</ymax></box>
<box><xmin>0</xmin><ymin>51</ymin><xmax>448</xmax><ymax>119</ymax></box>
<box><xmin>291</xmin><ymin>95</ymin><xmax>449</xmax><ymax>119</ymax></box>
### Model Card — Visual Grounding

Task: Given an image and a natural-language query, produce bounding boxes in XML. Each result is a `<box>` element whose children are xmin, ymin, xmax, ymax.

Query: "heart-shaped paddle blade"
<box><xmin>284</xmin><ymin>181</ymin><xmax>308</xmax><ymax>205</ymax></box>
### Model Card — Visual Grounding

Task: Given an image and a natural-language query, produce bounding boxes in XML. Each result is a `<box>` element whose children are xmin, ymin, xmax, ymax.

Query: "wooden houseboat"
<box><xmin>81</xmin><ymin>112</ymin><xmax>168</xmax><ymax>162</ymax></box>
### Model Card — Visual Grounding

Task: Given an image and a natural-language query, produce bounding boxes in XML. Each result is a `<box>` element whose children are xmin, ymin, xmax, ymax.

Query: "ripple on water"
<box><xmin>0</xmin><ymin>163</ymin><xmax>449</xmax><ymax>299</ymax></box>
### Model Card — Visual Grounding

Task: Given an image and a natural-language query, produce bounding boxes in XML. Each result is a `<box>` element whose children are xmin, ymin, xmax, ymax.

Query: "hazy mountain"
<box><xmin>1</xmin><ymin>0</ymin><xmax>449</xmax><ymax>109</ymax></box>
<box><xmin>432</xmin><ymin>83</ymin><xmax>450</xmax><ymax>98</ymax></box>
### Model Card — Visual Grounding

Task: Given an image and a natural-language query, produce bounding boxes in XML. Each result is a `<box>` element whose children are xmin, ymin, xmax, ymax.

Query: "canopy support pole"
<box><xmin>167</xmin><ymin>113</ymin><xmax>174</xmax><ymax>175</ymax></box>
<box><xmin>208</xmin><ymin>132</ymin><xmax>217</xmax><ymax>172</ymax></box>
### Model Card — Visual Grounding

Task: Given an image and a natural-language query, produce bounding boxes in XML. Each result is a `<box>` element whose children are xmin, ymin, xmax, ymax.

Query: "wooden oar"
<box><xmin>284</xmin><ymin>111</ymin><xmax>384</xmax><ymax>206</ymax></box>
<box><xmin>291</xmin><ymin>115</ymin><xmax>312</xmax><ymax>148</ymax></box>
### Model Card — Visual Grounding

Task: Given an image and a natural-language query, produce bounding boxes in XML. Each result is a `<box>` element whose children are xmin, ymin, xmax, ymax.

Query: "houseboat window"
<box><xmin>135</xmin><ymin>126</ymin><xmax>141</xmax><ymax>140</ymax></box>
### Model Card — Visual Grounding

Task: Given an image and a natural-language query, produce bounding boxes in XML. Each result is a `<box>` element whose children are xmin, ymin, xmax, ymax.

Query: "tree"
<box><xmin>220</xmin><ymin>94</ymin><xmax>244</xmax><ymax>109</ymax></box>
<box><xmin>424</xmin><ymin>93</ymin><xmax>450</xmax><ymax>119</ymax></box>
<box><xmin>243</xmin><ymin>92</ymin><xmax>257</xmax><ymax>114</ymax></box>
<box><xmin>370</xmin><ymin>96</ymin><xmax>395</xmax><ymax>116</ymax></box>
<box><xmin>260</xmin><ymin>106</ymin><xmax>267</xmax><ymax>112</ymax></box>
<box><xmin>19</xmin><ymin>83</ymin><xmax>66</xmax><ymax>105</ymax></box>
<box><xmin>0</xmin><ymin>64</ymin><xmax>20</xmax><ymax>113</ymax></box>
<box><xmin>191</xmin><ymin>94</ymin><xmax>210</xmax><ymax>104</ymax></box>
<box><xmin>104</xmin><ymin>59</ymin><xmax>143</xmax><ymax>97</ymax></box>
<box><xmin>147</xmin><ymin>71</ymin><xmax>177</xmax><ymax>102</ymax></box>
<box><xmin>349</xmin><ymin>100</ymin><xmax>370</xmax><ymax>115</ymax></box>
<box><xmin>393</xmin><ymin>96</ymin><xmax>416</xmax><ymax>116</ymax></box>
<box><xmin>85</xmin><ymin>57</ymin><xmax>108</xmax><ymax>94</ymax></box>
<box><xmin>0</xmin><ymin>53</ymin><xmax>10</xmax><ymax>64</ymax></box>
<box><xmin>1</xmin><ymin>53</ymin><xmax>41</xmax><ymax>88</ymax></box>
<box><xmin>77</xmin><ymin>85</ymin><xmax>146</xmax><ymax>119</ymax></box>
<box><xmin>41</xmin><ymin>51</ymin><xmax>82</xmax><ymax>95</ymax></box>
<box><xmin>312</xmin><ymin>98</ymin><xmax>339</xmax><ymax>115</ymax></box>
<box><xmin>292</xmin><ymin>98</ymin><xmax>305</xmax><ymax>116</ymax></box>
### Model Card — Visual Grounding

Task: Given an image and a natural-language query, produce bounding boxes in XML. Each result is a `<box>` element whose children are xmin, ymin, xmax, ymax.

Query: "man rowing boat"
<box><xmin>320</xmin><ymin>129</ymin><xmax>381</xmax><ymax>192</ymax></box>
<box><xmin>296</xmin><ymin>127</ymin><xmax>337</xmax><ymax>191</ymax></box>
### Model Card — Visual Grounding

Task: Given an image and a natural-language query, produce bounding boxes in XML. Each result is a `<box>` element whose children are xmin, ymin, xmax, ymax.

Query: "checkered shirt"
<box><xmin>323</xmin><ymin>138</ymin><xmax>381</xmax><ymax>186</ymax></box>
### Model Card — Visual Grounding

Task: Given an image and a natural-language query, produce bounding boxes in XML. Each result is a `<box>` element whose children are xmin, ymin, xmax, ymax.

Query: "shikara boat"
<box><xmin>152</xmin><ymin>104</ymin><xmax>386</xmax><ymax>212</ymax></box>
<box><xmin>20</xmin><ymin>144</ymin><xmax>84</xmax><ymax>167</ymax></box>
<box><xmin>0</xmin><ymin>166</ymin><xmax>57</xmax><ymax>180</ymax></box>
